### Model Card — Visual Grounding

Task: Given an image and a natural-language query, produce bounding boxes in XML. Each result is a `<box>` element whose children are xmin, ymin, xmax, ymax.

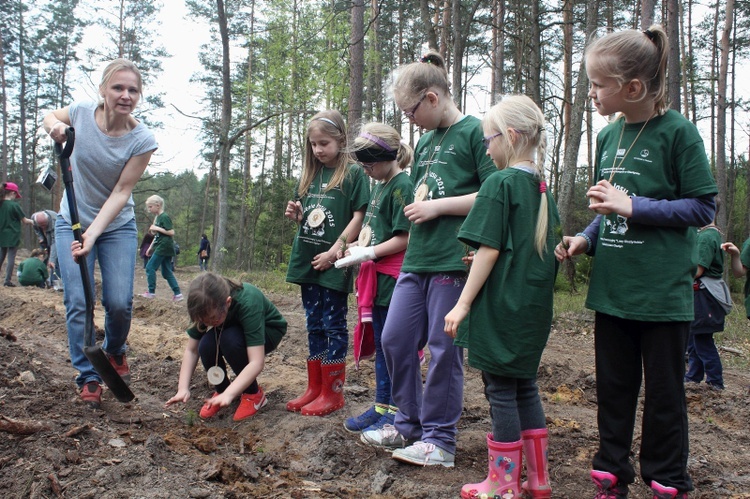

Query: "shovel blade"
<box><xmin>83</xmin><ymin>346</ymin><xmax>135</xmax><ymax>402</ymax></box>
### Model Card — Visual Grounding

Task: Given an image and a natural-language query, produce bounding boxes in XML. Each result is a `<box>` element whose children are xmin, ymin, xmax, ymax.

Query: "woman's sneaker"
<box><xmin>80</xmin><ymin>382</ymin><xmax>102</xmax><ymax>409</ymax></box>
<box><xmin>360</xmin><ymin>424</ymin><xmax>414</xmax><ymax>450</ymax></box>
<box><xmin>344</xmin><ymin>406</ymin><xmax>382</xmax><ymax>433</ymax></box>
<box><xmin>107</xmin><ymin>353</ymin><xmax>131</xmax><ymax>385</ymax></box>
<box><xmin>392</xmin><ymin>441</ymin><xmax>455</xmax><ymax>468</ymax></box>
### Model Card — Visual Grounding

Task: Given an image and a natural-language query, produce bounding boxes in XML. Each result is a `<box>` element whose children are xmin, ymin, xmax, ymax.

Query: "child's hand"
<box><xmin>721</xmin><ymin>242</ymin><xmax>740</xmax><ymax>256</ymax></box>
<box><xmin>462</xmin><ymin>251</ymin><xmax>475</xmax><ymax>267</ymax></box>
<box><xmin>404</xmin><ymin>200</ymin><xmax>440</xmax><ymax>225</ymax></box>
<box><xmin>444</xmin><ymin>303</ymin><xmax>469</xmax><ymax>338</ymax></box>
<box><xmin>284</xmin><ymin>200</ymin><xmax>303</xmax><ymax>223</ymax></box>
<box><xmin>311</xmin><ymin>250</ymin><xmax>337</xmax><ymax>271</ymax></box>
<box><xmin>165</xmin><ymin>389</ymin><xmax>191</xmax><ymax>408</ymax></box>
<box><xmin>587</xmin><ymin>180</ymin><xmax>633</xmax><ymax>217</ymax></box>
<box><xmin>554</xmin><ymin>236</ymin><xmax>587</xmax><ymax>261</ymax></box>
<box><xmin>203</xmin><ymin>391</ymin><xmax>234</xmax><ymax>409</ymax></box>
<box><xmin>149</xmin><ymin>224</ymin><xmax>161</xmax><ymax>234</ymax></box>
<box><xmin>335</xmin><ymin>246</ymin><xmax>375</xmax><ymax>269</ymax></box>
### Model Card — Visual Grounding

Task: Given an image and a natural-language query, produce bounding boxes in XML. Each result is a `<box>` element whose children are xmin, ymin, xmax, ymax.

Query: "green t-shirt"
<box><xmin>363</xmin><ymin>171</ymin><xmax>413</xmax><ymax>306</ymax></box>
<box><xmin>186</xmin><ymin>283</ymin><xmax>287</xmax><ymax>351</ymax></box>
<box><xmin>18</xmin><ymin>257</ymin><xmax>48</xmax><ymax>286</ymax></box>
<box><xmin>739</xmin><ymin>238</ymin><xmax>750</xmax><ymax>318</ymax></box>
<box><xmin>0</xmin><ymin>200</ymin><xmax>26</xmax><ymax>247</ymax></box>
<box><xmin>402</xmin><ymin>115</ymin><xmax>496</xmax><ymax>273</ymax></box>
<box><xmin>454</xmin><ymin>168</ymin><xmax>560</xmax><ymax>378</ymax></box>
<box><xmin>695</xmin><ymin>227</ymin><xmax>723</xmax><ymax>279</ymax></box>
<box><xmin>286</xmin><ymin>164</ymin><xmax>370</xmax><ymax>293</ymax></box>
<box><xmin>586</xmin><ymin>110</ymin><xmax>718</xmax><ymax>321</ymax></box>
<box><xmin>153</xmin><ymin>212</ymin><xmax>175</xmax><ymax>257</ymax></box>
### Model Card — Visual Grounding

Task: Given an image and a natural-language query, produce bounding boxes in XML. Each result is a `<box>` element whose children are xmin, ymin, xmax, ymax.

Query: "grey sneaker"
<box><xmin>360</xmin><ymin>424</ymin><xmax>414</xmax><ymax>450</ymax></box>
<box><xmin>392</xmin><ymin>441</ymin><xmax>455</xmax><ymax>468</ymax></box>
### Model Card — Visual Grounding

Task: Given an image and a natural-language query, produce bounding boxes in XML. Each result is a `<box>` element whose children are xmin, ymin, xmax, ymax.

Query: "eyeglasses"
<box><xmin>483</xmin><ymin>132</ymin><xmax>503</xmax><ymax>149</ymax></box>
<box><xmin>404</xmin><ymin>94</ymin><xmax>426</xmax><ymax>120</ymax></box>
<box><xmin>358</xmin><ymin>162</ymin><xmax>377</xmax><ymax>171</ymax></box>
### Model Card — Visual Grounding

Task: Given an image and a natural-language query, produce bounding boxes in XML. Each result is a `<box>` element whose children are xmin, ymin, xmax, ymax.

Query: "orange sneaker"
<box><xmin>199</xmin><ymin>392</ymin><xmax>223</xmax><ymax>419</ymax></box>
<box><xmin>107</xmin><ymin>353</ymin><xmax>131</xmax><ymax>385</ymax></box>
<box><xmin>80</xmin><ymin>381</ymin><xmax>102</xmax><ymax>409</ymax></box>
<box><xmin>233</xmin><ymin>387</ymin><xmax>267</xmax><ymax>421</ymax></box>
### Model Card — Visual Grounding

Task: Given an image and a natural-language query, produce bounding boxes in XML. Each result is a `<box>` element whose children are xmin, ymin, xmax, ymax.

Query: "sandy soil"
<box><xmin>1</xmin><ymin>257</ymin><xmax>749</xmax><ymax>498</ymax></box>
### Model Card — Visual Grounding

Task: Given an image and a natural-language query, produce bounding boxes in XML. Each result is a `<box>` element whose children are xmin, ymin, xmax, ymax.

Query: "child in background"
<box><xmin>165</xmin><ymin>272</ymin><xmax>287</xmax><ymax>421</ymax></box>
<box><xmin>198</xmin><ymin>234</ymin><xmax>211</xmax><ymax>271</ymax></box>
<box><xmin>444</xmin><ymin>95</ymin><xmax>558</xmax><ymax>499</ymax></box>
<box><xmin>686</xmin><ymin>209</ymin><xmax>731</xmax><ymax>391</ymax></box>
<box><xmin>335</xmin><ymin>123</ymin><xmax>414</xmax><ymax>433</ymax></box>
<box><xmin>360</xmin><ymin>51</ymin><xmax>496</xmax><ymax>468</ymax></box>
<box><xmin>0</xmin><ymin>182</ymin><xmax>34</xmax><ymax>287</ymax></box>
<box><xmin>555</xmin><ymin>25</ymin><xmax>717</xmax><ymax>498</ymax></box>
<box><xmin>18</xmin><ymin>249</ymin><xmax>50</xmax><ymax>288</ymax></box>
<box><xmin>283</xmin><ymin>110</ymin><xmax>369</xmax><ymax>416</ymax></box>
<box><xmin>723</xmin><ymin>239</ymin><xmax>750</xmax><ymax>318</ymax></box>
<box><xmin>142</xmin><ymin>195</ymin><xmax>183</xmax><ymax>301</ymax></box>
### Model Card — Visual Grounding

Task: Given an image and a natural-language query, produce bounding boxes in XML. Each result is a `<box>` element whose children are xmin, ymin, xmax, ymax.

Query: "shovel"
<box><xmin>56</xmin><ymin>126</ymin><xmax>135</xmax><ymax>403</ymax></box>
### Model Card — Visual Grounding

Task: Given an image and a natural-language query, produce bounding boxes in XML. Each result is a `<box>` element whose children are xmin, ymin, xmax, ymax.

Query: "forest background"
<box><xmin>1</xmin><ymin>0</ymin><xmax>750</xmax><ymax>281</ymax></box>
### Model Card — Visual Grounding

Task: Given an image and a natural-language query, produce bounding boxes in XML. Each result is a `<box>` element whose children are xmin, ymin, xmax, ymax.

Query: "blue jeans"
<box><xmin>300</xmin><ymin>284</ymin><xmax>348</xmax><ymax>361</ymax></box>
<box><xmin>482</xmin><ymin>371</ymin><xmax>546</xmax><ymax>442</ymax></box>
<box><xmin>685</xmin><ymin>332</ymin><xmax>724</xmax><ymax>389</ymax></box>
<box><xmin>56</xmin><ymin>217</ymin><xmax>137</xmax><ymax>387</ymax></box>
<box><xmin>145</xmin><ymin>253</ymin><xmax>181</xmax><ymax>295</ymax></box>
<box><xmin>0</xmin><ymin>246</ymin><xmax>18</xmax><ymax>284</ymax></box>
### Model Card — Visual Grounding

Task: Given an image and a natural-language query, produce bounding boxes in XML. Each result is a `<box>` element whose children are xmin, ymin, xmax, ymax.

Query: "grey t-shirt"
<box><xmin>60</xmin><ymin>101</ymin><xmax>158</xmax><ymax>231</ymax></box>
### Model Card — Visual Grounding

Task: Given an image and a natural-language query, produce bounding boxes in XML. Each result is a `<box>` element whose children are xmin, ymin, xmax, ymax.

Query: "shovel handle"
<box><xmin>54</xmin><ymin>127</ymin><xmax>75</xmax><ymax>160</ymax></box>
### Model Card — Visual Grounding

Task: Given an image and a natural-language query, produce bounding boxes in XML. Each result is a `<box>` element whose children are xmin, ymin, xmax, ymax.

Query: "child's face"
<box><xmin>483</xmin><ymin>128</ymin><xmax>508</xmax><ymax>169</ymax></box>
<box><xmin>359</xmin><ymin>160</ymin><xmax>397</xmax><ymax>182</ymax></box>
<box><xmin>146</xmin><ymin>203</ymin><xmax>160</xmax><ymax>214</ymax></box>
<box><xmin>308</xmin><ymin>128</ymin><xmax>341</xmax><ymax>168</ymax></box>
<box><xmin>199</xmin><ymin>297</ymin><xmax>232</xmax><ymax>327</ymax></box>
<box><xmin>586</xmin><ymin>62</ymin><xmax>626</xmax><ymax>117</ymax></box>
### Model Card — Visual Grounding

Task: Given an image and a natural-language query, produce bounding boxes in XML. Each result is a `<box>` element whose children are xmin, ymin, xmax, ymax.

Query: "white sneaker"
<box><xmin>360</xmin><ymin>424</ymin><xmax>414</xmax><ymax>451</ymax></box>
<box><xmin>392</xmin><ymin>441</ymin><xmax>455</xmax><ymax>467</ymax></box>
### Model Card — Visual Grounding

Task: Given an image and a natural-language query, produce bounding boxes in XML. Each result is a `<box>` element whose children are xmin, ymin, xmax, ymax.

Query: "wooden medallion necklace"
<box><xmin>415</xmin><ymin>112</ymin><xmax>461</xmax><ymax>202</ymax></box>
<box><xmin>206</xmin><ymin>324</ymin><xmax>226</xmax><ymax>385</ymax></box>
<box><xmin>306</xmin><ymin>167</ymin><xmax>327</xmax><ymax>228</ymax></box>
<box><xmin>359</xmin><ymin>170</ymin><xmax>401</xmax><ymax>247</ymax></box>
<box><xmin>606</xmin><ymin>115</ymin><xmax>652</xmax><ymax>183</ymax></box>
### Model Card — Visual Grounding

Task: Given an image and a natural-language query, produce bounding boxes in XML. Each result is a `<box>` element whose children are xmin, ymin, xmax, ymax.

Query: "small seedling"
<box><xmin>185</xmin><ymin>409</ymin><xmax>198</xmax><ymax>426</ymax></box>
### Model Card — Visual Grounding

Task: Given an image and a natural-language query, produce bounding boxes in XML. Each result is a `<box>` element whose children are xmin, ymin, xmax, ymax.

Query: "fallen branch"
<box><xmin>48</xmin><ymin>473</ymin><xmax>63</xmax><ymax>498</ymax></box>
<box><xmin>719</xmin><ymin>346</ymin><xmax>745</xmax><ymax>356</ymax></box>
<box><xmin>0</xmin><ymin>415</ymin><xmax>50</xmax><ymax>435</ymax></box>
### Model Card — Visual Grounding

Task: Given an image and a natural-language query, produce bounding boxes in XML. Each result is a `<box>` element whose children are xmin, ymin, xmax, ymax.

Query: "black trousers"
<box><xmin>592</xmin><ymin>313</ymin><xmax>692</xmax><ymax>492</ymax></box>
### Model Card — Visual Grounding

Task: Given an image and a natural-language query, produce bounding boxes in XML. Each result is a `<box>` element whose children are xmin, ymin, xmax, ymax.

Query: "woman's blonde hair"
<box><xmin>297</xmin><ymin>110</ymin><xmax>351</xmax><ymax>198</ymax></box>
<box><xmin>390</xmin><ymin>51</ymin><xmax>451</xmax><ymax>110</ymax></box>
<box><xmin>350</xmin><ymin>122</ymin><xmax>414</xmax><ymax>171</ymax></box>
<box><xmin>187</xmin><ymin>272</ymin><xmax>242</xmax><ymax>331</ymax></box>
<box><xmin>585</xmin><ymin>24</ymin><xmax>669</xmax><ymax>115</ymax></box>
<box><xmin>483</xmin><ymin>94</ymin><xmax>550</xmax><ymax>258</ymax></box>
<box><xmin>99</xmin><ymin>58</ymin><xmax>143</xmax><ymax>104</ymax></box>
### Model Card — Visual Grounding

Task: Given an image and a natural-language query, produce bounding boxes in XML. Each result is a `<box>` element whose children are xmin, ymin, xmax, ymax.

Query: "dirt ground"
<box><xmin>1</xmin><ymin>254</ymin><xmax>749</xmax><ymax>499</ymax></box>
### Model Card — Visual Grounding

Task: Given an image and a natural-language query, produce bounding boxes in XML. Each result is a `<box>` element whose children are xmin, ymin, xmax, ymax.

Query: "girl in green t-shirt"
<box><xmin>283</xmin><ymin>110</ymin><xmax>369</xmax><ymax>417</ymax></box>
<box><xmin>335</xmin><ymin>122</ymin><xmax>414</xmax><ymax>434</ymax></box>
<box><xmin>444</xmin><ymin>95</ymin><xmax>558</xmax><ymax>499</ymax></box>
<box><xmin>556</xmin><ymin>25</ymin><xmax>717</xmax><ymax>498</ymax></box>
<box><xmin>164</xmin><ymin>272</ymin><xmax>287</xmax><ymax>422</ymax></box>
<box><xmin>142</xmin><ymin>195</ymin><xmax>182</xmax><ymax>301</ymax></box>
<box><xmin>0</xmin><ymin>182</ymin><xmax>33</xmax><ymax>287</ymax></box>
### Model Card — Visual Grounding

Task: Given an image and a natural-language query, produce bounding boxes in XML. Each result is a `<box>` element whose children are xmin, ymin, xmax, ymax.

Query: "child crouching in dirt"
<box><xmin>165</xmin><ymin>272</ymin><xmax>287</xmax><ymax>421</ymax></box>
<box><xmin>17</xmin><ymin>249</ymin><xmax>49</xmax><ymax>288</ymax></box>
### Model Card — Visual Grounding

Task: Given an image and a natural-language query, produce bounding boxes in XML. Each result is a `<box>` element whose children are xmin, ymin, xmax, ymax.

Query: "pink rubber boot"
<box><xmin>521</xmin><ymin>428</ymin><xmax>551</xmax><ymax>498</ymax></box>
<box><xmin>461</xmin><ymin>434</ymin><xmax>523</xmax><ymax>499</ymax></box>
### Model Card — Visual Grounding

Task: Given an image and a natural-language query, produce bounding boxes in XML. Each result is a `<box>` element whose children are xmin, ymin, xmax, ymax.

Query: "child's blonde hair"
<box><xmin>391</xmin><ymin>51</ymin><xmax>451</xmax><ymax>110</ymax></box>
<box><xmin>482</xmin><ymin>94</ymin><xmax>550</xmax><ymax>258</ymax></box>
<box><xmin>297</xmin><ymin>110</ymin><xmax>350</xmax><ymax>198</ymax></box>
<box><xmin>146</xmin><ymin>195</ymin><xmax>165</xmax><ymax>211</ymax></box>
<box><xmin>187</xmin><ymin>272</ymin><xmax>242</xmax><ymax>331</ymax></box>
<box><xmin>585</xmin><ymin>24</ymin><xmax>669</xmax><ymax>115</ymax></box>
<box><xmin>350</xmin><ymin>122</ymin><xmax>414</xmax><ymax>172</ymax></box>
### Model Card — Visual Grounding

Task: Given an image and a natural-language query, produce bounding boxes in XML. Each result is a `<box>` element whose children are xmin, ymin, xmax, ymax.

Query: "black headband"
<box><xmin>354</xmin><ymin>146</ymin><xmax>398</xmax><ymax>164</ymax></box>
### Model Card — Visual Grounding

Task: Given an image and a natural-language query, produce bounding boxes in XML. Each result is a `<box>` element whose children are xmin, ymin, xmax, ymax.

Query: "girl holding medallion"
<box><xmin>165</xmin><ymin>272</ymin><xmax>287</xmax><ymax>422</ymax></box>
<box><xmin>284</xmin><ymin>110</ymin><xmax>370</xmax><ymax>416</ymax></box>
<box><xmin>359</xmin><ymin>52</ymin><xmax>495</xmax><ymax>468</ymax></box>
<box><xmin>335</xmin><ymin>122</ymin><xmax>414</xmax><ymax>434</ymax></box>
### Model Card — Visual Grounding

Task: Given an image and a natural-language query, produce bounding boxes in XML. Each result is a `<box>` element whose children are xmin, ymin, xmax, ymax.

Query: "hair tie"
<box><xmin>314</xmin><ymin>117</ymin><xmax>342</xmax><ymax>131</ymax></box>
<box><xmin>539</xmin><ymin>181</ymin><xmax>547</xmax><ymax>194</ymax></box>
<box><xmin>420</xmin><ymin>54</ymin><xmax>432</xmax><ymax>64</ymax></box>
<box><xmin>644</xmin><ymin>29</ymin><xmax>655</xmax><ymax>41</ymax></box>
<box><xmin>359</xmin><ymin>132</ymin><xmax>394</xmax><ymax>152</ymax></box>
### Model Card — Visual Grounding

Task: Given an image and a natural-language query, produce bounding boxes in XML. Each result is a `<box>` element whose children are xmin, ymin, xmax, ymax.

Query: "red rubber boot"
<box><xmin>286</xmin><ymin>357</ymin><xmax>322</xmax><ymax>412</ymax></box>
<box><xmin>521</xmin><ymin>428</ymin><xmax>552</xmax><ymax>498</ymax></box>
<box><xmin>300</xmin><ymin>360</ymin><xmax>345</xmax><ymax>416</ymax></box>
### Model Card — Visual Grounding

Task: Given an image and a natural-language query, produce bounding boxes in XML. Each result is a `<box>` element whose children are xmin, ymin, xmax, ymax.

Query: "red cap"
<box><xmin>4</xmin><ymin>182</ymin><xmax>21</xmax><ymax>198</ymax></box>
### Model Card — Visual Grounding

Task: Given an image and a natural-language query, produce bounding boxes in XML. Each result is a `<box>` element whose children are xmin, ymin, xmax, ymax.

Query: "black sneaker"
<box><xmin>3</xmin><ymin>282</ymin><xmax>15</xmax><ymax>287</ymax></box>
